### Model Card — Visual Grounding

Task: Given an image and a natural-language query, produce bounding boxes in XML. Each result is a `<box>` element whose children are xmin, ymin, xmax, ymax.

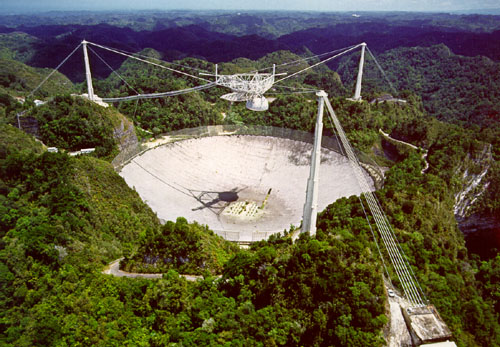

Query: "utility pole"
<box><xmin>301</xmin><ymin>90</ymin><xmax>328</xmax><ymax>237</ymax></box>
<box><xmin>352</xmin><ymin>42</ymin><xmax>366</xmax><ymax>101</ymax></box>
<box><xmin>82</xmin><ymin>40</ymin><xmax>94</xmax><ymax>101</ymax></box>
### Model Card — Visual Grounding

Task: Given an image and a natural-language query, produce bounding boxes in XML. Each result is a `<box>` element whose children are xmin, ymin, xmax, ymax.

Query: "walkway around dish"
<box><xmin>102</xmin><ymin>258</ymin><xmax>211</xmax><ymax>282</ymax></box>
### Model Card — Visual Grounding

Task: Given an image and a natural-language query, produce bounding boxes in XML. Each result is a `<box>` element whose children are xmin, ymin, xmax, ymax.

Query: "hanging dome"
<box><xmin>246</xmin><ymin>96</ymin><xmax>269</xmax><ymax>112</ymax></box>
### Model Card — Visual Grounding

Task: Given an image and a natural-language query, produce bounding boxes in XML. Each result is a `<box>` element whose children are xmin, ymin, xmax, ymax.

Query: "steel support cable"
<box><xmin>274</xmin><ymin>43</ymin><xmax>363</xmax><ymax>85</ymax></box>
<box><xmin>363</xmin><ymin>191</ymin><xmax>424</xmax><ymax>305</ymax></box>
<box><xmin>368</xmin><ymin>185</ymin><xmax>426</xmax><ymax>304</ymax></box>
<box><xmin>95</xmin><ymin>44</ymin><xmax>213</xmax><ymax>75</ymax></box>
<box><xmin>323</xmin><ymin>106</ymin><xmax>419</xmax><ymax>304</ymax></box>
<box><xmin>365</xmin><ymin>46</ymin><xmax>398</xmax><ymax>96</ymax></box>
<box><xmin>358</xmin><ymin>195</ymin><xmax>393</xmax><ymax>287</ymax></box>
<box><xmin>324</xmin><ymin>109</ymin><xmax>411</xmax><ymax>297</ymax></box>
<box><xmin>256</xmin><ymin>43</ymin><xmax>360</xmax><ymax>73</ymax></box>
<box><xmin>28</xmin><ymin>42</ymin><xmax>82</xmax><ymax>98</ymax></box>
<box><xmin>272</xmin><ymin>84</ymin><xmax>319</xmax><ymax>92</ymax></box>
<box><xmin>359</xmin><ymin>193</ymin><xmax>410</xmax><ymax>291</ymax></box>
<box><xmin>87</xmin><ymin>45</ymin><xmax>140</xmax><ymax>95</ymax></box>
<box><xmin>355</xmin><ymin>162</ymin><xmax>424</xmax><ymax>305</ymax></box>
<box><xmin>326</xmin><ymin>114</ymin><xmax>346</xmax><ymax>157</ymax></box>
<box><xmin>362</xmin><ymin>167</ymin><xmax>422</xmax><ymax>305</ymax></box>
<box><xmin>349</xmin><ymin>155</ymin><xmax>419</xmax><ymax>304</ymax></box>
<box><xmin>358</xmin><ymin>166</ymin><xmax>423</xmax><ymax>305</ymax></box>
<box><xmin>101</xmin><ymin>83</ymin><xmax>215</xmax><ymax>102</ymax></box>
<box><xmin>266</xmin><ymin>90</ymin><xmax>318</xmax><ymax>95</ymax></box>
<box><xmin>323</xmin><ymin>97</ymin><xmax>425</xmax><ymax>307</ymax></box>
<box><xmin>375</xmin><ymin>197</ymin><xmax>429</xmax><ymax>303</ymax></box>
<box><xmin>86</xmin><ymin>41</ymin><xmax>212</xmax><ymax>84</ymax></box>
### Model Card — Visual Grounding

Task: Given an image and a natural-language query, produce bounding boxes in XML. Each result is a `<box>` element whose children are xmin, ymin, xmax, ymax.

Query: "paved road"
<box><xmin>379</xmin><ymin>129</ymin><xmax>429</xmax><ymax>173</ymax></box>
<box><xmin>102</xmin><ymin>258</ymin><xmax>208</xmax><ymax>282</ymax></box>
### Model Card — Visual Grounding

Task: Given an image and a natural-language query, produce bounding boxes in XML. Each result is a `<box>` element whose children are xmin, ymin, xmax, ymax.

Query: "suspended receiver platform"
<box><xmin>202</xmin><ymin>65</ymin><xmax>285</xmax><ymax>111</ymax></box>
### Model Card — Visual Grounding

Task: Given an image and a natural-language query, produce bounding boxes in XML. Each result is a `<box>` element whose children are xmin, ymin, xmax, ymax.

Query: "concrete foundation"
<box><xmin>402</xmin><ymin>305</ymin><xmax>453</xmax><ymax>346</ymax></box>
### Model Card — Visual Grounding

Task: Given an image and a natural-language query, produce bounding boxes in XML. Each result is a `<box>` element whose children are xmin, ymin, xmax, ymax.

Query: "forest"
<box><xmin>0</xmin><ymin>9</ymin><xmax>500</xmax><ymax>347</ymax></box>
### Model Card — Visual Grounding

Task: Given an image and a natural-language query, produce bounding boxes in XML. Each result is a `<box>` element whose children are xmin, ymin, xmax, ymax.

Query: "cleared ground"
<box><xmin>120</xmin><ymin>135</ymin><xmax>374</xmax><ymax>241</ymax></box>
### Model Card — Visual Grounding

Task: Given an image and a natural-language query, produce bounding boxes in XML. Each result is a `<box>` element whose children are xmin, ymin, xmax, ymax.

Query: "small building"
<box><xmin>68</xmin><ymin>148</ymin><xmax>95</xmax><ymax>156</ymax></box>
<box><xmin>370</xmin><ymin>94</ymin><xmax>407</xmax><ymax>105</ymax></box>
<box><xmin>421</xmin><ymin>341</ymin><xmax>457</xmax><ymax>346</ymax></box>
<box><xmin>80</xmin><ymin>148</ymin><xmax>96</xmax><ymax>154</ymax></box>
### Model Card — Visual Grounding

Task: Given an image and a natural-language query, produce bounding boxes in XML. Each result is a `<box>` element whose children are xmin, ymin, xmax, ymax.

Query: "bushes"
<box><xmin>30</xmin><ymin>95</ymin><xmax>117</xmax><ymax>157</ymax></box>
<box><xmin>122</xmin><ymin>217</ymin><xmax>238</xmax><ymax>275</ymax></box>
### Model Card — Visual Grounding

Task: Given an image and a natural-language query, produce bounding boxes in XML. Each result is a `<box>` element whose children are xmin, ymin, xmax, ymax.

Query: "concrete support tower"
<box><xmin>301</xmin><ymin>90</ymin><xmax>328</xmax><ymax>237</ymax></box>
<box><xmin>352</xmin><ymin>42</ymin><xmax>366</xmax><ymax>101</ymax></box>
<box><xmin>82</xmin><ymin>40</ymin><xmax>95</xmax><ymax>101</ymax></box>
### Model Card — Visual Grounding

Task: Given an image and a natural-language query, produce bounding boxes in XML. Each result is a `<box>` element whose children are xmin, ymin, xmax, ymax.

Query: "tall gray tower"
<box><xmin>352</xmin><ymin>42</ymin><xmax>366</xmax><ymax>101</ymax></box>
<box><xmin>82</xmin><ymin>40</ymin><xmax>95</xmax><ymax>101</ymax></box>
<box><xmin>301</xmin><ymin>90</ymin><xmax>328</xmax><ymax>237</ymax></box>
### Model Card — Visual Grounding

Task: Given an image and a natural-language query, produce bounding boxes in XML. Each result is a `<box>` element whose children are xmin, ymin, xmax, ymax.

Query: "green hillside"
<box><xmin>0</xmin><ymin>121</ymin><xmax>388</xmax><ymax>345</ymax></box>
<box><xmin>0</xmin><ymin>124</ymin><xmax>162</xmax><ymax>344</ymax></box>
<box><xmin>121</xmin><ymin>217</ymin><xmax>240</xmax><ymax>275</ymax></box>
<box><xmin>0</xmin><ymin>57</ymin><xmax>75</xmax><ymax>97</ymax></box>
<box><xmin>338</xmin><ymin>44</ymin><xmax>500</xmax><ymax>128</ymax></box>
<box><xmin>0</xmin><ymin>121</ymin><xmax>44</xmax><ymax>154</ymax></box>
<box><xmin>27</xmin><ymin>95</ymin><xmax>133</xmax><ymax>158</ymax></box>
<box><xmin>0</xmin><ymin>32</ymin><xmax>38</xmax><ymax>62</ymax></box>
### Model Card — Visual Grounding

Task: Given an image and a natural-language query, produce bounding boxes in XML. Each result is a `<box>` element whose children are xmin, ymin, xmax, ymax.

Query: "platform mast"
<box><xmin>352</xmin><ymin>42</ymin><xmax>366</xmax><ymax>101</ymax></box>
<box><xmin>301</xmin><ymin>90</ymin><xmax>328</xmax><ymax>236</ymax></box>
<box><xmin>82</xmin><ymin>40</ymin><xmax>95</xmax><ymax>101</ymax></box>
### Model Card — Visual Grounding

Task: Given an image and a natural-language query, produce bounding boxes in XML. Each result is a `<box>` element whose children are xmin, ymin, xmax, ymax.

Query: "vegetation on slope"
<box><xmin>339</xmin><ymin>44</ymin><xmax>500</xmax><ymax>128</ymax></box>
<box><xmin>2</xmin><ymin>11</ymin><xmax>500</xmax><ymax>36</ymax></box>
<box><xmin>0</xmin><ymin>57</ymin><xmax>74</xmax><ymax>97</ymax></box>
<box><xmin>0</xmin><ymin>123</ymin><xmax>161</xmax><ymax>345</ymax></box>
<box><xmin>0</xmin><ymin>32</ymin><xmax>39</xmax><ymax>62</ymax></box>
<box><xmin>0</xmin><ymin>120</ymin><xmax>44</xmax><ymax>154</ymax></box>
<box><xmin>121</xmin><ymin>217</ymin><xmax>239</xmax><ymax>275</ymax></box>
<box><xmin>27</xmin><ymin>95</ymin><xmax>129</xmax><ymax>158</ymax></box>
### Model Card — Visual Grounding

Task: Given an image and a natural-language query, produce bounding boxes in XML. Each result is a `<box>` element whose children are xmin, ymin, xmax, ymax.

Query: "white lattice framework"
<box><xmin>217</xmin><ymin>72</ymin><xmax>275</xmax><ymax>102</ymax></box>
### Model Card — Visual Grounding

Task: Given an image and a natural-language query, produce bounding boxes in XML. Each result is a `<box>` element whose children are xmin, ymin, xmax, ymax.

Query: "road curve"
<box><xmin>102</xmin><ymin>258</ymin><xmax>209</xmax><ymax>282</ymax></box>
<box><xmin>379</xmin><ymin>129</ymin><xmax>429</xmax><ymax>174</ymax></box>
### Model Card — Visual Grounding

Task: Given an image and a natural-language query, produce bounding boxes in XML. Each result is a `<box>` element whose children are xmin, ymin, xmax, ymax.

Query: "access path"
<box><xmin>102</xmin><ymin>258</ymin><xmax>209</xmax><ymax>282</ymax></box>
<box><xmin>379</xmin><ymin>129</ymin><xmax>429</xmax><ymax>174</ymax></box>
